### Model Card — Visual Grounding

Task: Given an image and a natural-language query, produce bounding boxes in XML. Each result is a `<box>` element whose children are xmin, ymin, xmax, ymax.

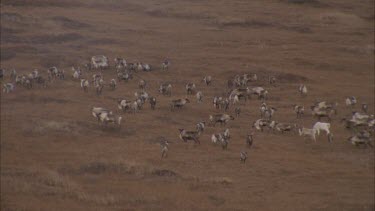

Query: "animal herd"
<box><xmin>1</xmin><ymin>55</ymin><xmax>374</xmax><ymax>163</ymax></box>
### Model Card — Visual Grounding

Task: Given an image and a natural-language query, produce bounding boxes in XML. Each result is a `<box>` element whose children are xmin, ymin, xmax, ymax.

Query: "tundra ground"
<box><xmin>1</xmin><ymin>0</ymin><xmax>374</xmax><ymax>210</ymax></box>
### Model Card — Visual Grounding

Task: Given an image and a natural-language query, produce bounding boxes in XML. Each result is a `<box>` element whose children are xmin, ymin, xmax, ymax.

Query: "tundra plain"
<box><xmin>1</xmin><ymin>0</ymin><xmax>374</xmax><ymax>210</ymax></box>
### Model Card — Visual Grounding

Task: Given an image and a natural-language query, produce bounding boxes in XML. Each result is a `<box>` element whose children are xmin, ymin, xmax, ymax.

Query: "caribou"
<box><xmin>209</xmin><ymin>114</ymin><xmax>234</xmax><ymax>126</ymax></box>
<box><xmin>170</xmin><ymin>98</ymin><xmax>190</xmax><ymax>111</ymax></box>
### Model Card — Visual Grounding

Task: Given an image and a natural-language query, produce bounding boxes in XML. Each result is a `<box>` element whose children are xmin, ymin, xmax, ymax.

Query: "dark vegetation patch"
<box><xmin>151</xmin><ymin>169</ymin><xmax>178</xmax><ymax>177</ymax></box>
<box><xmin>208</xmin><ymin>195</ymin><xmax>226</xmax><ymax>206</ymax></box>
<box><xmin>9</xmin><ymin>95</ymin><xmax>71</xmax><ymax>104</ymax></box>
<box><xmin>51</xmin><ymin>16</ymin><xmax>91</xmax><ymax>29</ymax></box>
<box><xmin>1</xmin><ymin>46</ymin><xmax>39</xmax><ymax>61</ymax></box>
<box><xmin>1</xmin><ymin>33</ymin><xmax>83</xmax><ymax>45</ymax></box>
<box><xmin>74</xmin><ymin>161</ymin><xmax>179</xmax><ymax>179</ymax></box>
<box><xmin>86</xmin><ymin>38</ymin><xmax>120</xmax><ymax>45</ymax></box>
<box><xmin>280</xmin><ymin>25</ymin><xmax>312</xmax><ymax>33</ymax></box>
<box><xmin>284</xmin><ymin>0</ymin><xmax>328</xmax><ymax>7</ymax></box>
<box><xmin>38</xmin><ymin>96</ymin><xmax>71</xmax><ymax>104</ymax></box>
<box><xmin>146</xmin><ymin>8</ymin><xmax>211</xmax><ymax>21</ymax></box>
<box><xmin>219</xmin><ymin>20</ymin><xmax>275</xmax><ymax>28</ymax></box>
<box><xmin>29</xmin><ymin>33</ymin><xmax>83</xmax><ymax>44</ymax></box>
<box><xmin>78</xmin><ymin>162</ymin><xmax>129</xmax><ymax>175</ymax></box>
<box><xmin>339</xmin><ymin>46</ymin><xmax>375</xmax><ymax>55</ymax></box>
<box><xmin>145</xmin><ymin>136</ymin><xmax>169</xmax><ymax>144</ymax></box>
<box><xmin>1</xmin><ymin>32</ymin><xmax>22</xmax><ymax>43</ymax></box>
<box><xmin>155</xmin><ymin>115</ymin><xmax>182</xmax><ymax>125</ymax></box>
<box><xmin>39</xmin><ymin>54</ymin><xmax>80</xmax><ymax>68</ymax></box>
<box><xmin>22</xmin><ymin>120</ymin><xmax>76</xmax><ymax>137</ymax></box>
<box><xmin>101</xmin><ymin>127</ymin><xmax>136</xmax><ymax>137</ymax></box>
<box><xmin>1</xmin><ymin>0</ymin><xmax>83</xmax><ymax>7</ymax></box>
<box><xmin>1</xmin><ymin>12</ymin><xmax>26</xmax><ymax>22</ymax></box>
<box><xmin>247</xmin><ymin>66</ymin><xmax>308</xmax><ymax>83</ymax></box>
<box><xmin>217</xmin><ymin>18</ymin><xmax>312</xmax><ymax>34</ymax></box>
<box><xmin>0</xmin><ymin>48</ymin><xmax>16</xmax><ymax>61</ymax></box>
<box><xmin>1</xmin><ymin>27</ymin><xmax>24</xmax><ymax>34</ymax></box>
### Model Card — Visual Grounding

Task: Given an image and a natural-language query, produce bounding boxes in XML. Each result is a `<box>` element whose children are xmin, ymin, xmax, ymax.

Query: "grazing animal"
<box><xmin>235</xmin><ymin>107</ymin><xmax>241</xmax><ymax>117</ymax></box>
<box><xmin>80</xmin><ymin>79</ymin><xmax>89</xmax><ymax>92</ymax></box>
<box><xmin>252</xmin><ymin>119</ymin><xmax>271</xmax><ymax>132</ymax></box>
<box><xmin>170</xmin><ymin>98</ymin><xmax>190</xmax><ymax>110</ymax></box>
<box><xmin>213</xmin><ymin>96</ymin><xmax>222</xmax><ymax>109</ymax></box>
<box><xmin>263</xmin><ymin>107</ymin><xmax>277</xmax><ymax>120</ymax></box>
<box><xmin>114</xmin><ymin>58</ymin><xmax>127</xmax><ymax>68</ymax></box>
<box><xmin>57</xmin><ymin>69</ymin><xmax>65</xmax><ymax>80</ymax></box>
<box><xmin>96</xmin><ymin>84</ymin><xmax>103</xmax><ymax>96</ymax></box>
<box><xmin>229</xmin><ymin>88</ymin><xmax>251</xmax><ymax>102</ymax></box>
<box><xmin>72</xmin><ymin>68</ymin><xmax>81</xmax><ymax>80</ymax></box>
<box><xmin>221</xmin><ymin>138</ymin><xmax>229</xmax><ymax>150</ymax></box>
<box><xmin>91</xmin><ymin>55</ymin><xmax>109</xmax><ymax>69</ymax></box>
<box><xmin>92</xmin><ymin>107</ymin><xmax>112</xmax><ymax>123</ymax></box>
<box><xmin>24</xmin><ymin>79</ymin><xmax>32</xmax><ymax>89</ymax></box>
<box><xmin>269</xmin><ymin>76</ymin><xmax>276</xmax><ymax>86</ymax></box>
<box><xmin>246</xmin><ymin>133</ymin><xmax>254</xmax><ymax>148</ymax></box>
<box><xmin>269</xmin><ymin>121</ymin><xmax>294</xmax><ymax>133</ymax></box>
<box><xmin>232</xmin><ymin>94</ymin><xmax>240</xmax><ymax>105</ymax></box>
<box><xmin>35</xmin><ymin>76</ymin><xmax>47</xmax><ymax>88</ymax></box>
<box><xmin>134</xmin><ymin>91</ymin><xmax>149</xmax><ymax>102</ymax></box>
<box><xmin>117</xmin><ymin>99</ymin><xmax>132</xmax><ymax>112</ymax></box>
<box><xmin>209</xmin><ymin>114</ymin><xmax>235</xmax><ymax>126</ymax></box>
<box><xmin>260</xmin><ymin>102</ymin><xmax>268</xmax><ymax>117</ymax></box>
<box><xmin>240</xmin><ymin>151</ymin><xmax>248</xmax><ymax>163</ymax></box>
<box><xmin>196</xmin><ymin>91</ymin><xmax>203</xmax><ymax>103</ymax></box>
<box><xmin>203</xmin><ymin>76</ymin><xmax>212</xmax><ymax>86</ymax></box>
<box><xmin>222</xmin><ymin>128</ymin><xmax>230</xmax><ymax>140</ymax></box>
<box><xmin>109</xmin><ymin>79</ymin><xmax>117</xmax><ymax>90</ymax></box>
<box><xmin>293</xmin><ymin>105</ymin><xmax>305</xmax><ymax>118</ymax></box>
<box><xmin>348</xmin><ymin>131</ymin><xmax>373</xmax><ymax>147</ymax></box>
<box><xmin>98</xmin><ymin>112</ymin><xmax>122</xmax><ymax>127</ymax></box>
<box><xmin>196</xmin><ymin>122</ymin><xmax>206</xmax><ymax>133</ymax></box>
<box><xmin>48</xmin><ymin>66</ymin><xmax>59</xmax><ymax>79</ymax></box>
<box><xmin>10</xmin><ymin>69</ymin><xmax>17</xmax><ymax>80</ymax></box>
<box><xmin>239</xmin><ymin>74</ymin><xmax>250</xmax><ymax>86</ymax></box>
<box><xmin>311</xmin><ymin>106</ymin><xmax>334</xmax><ymax>121</ymax></box>
<box><xmin>227</xmin><ymin>78</ymin><xmax>237</xmax><ymax>88</ymax></box>
<box><xmin>15</xmin><ymin>75</ymin><xmax>23</xmax><ymax>85</ymax></box>
<box><xmin>179</xmin><ymin>129</ymin><xmax>200</xmax><ymax>144</ymax></box>
<box><xmin>137</xmin><ymin>62</ymin><xmax>151</xmax><ymax>71</ymax></box>
<box><xmin>362</xmin><ymin>104</ymin><xmax>368</xmax><ymax>113</ymax></box>
<box><xmin>159</xmin><ymin>83</ymin><xmax>172</xmax><ymax>96</ymax></box>
<box><xmin>220</xmin><ymin>98</ymin><xmax>230</xmax><ymax>111</ymax></box>
<box><xmin>138</xmin><ymin>79</ymin><xmax>147</xmax><ymax>90</ymax></box>
<box><xmin>298</xmin><ymin>127</ymin><xmax>317</xmax><ymax>142</ymax></box>
<box><xmin>250</xmin><ymin>87</ymin><xmax>268</xmax><ymax>100</ymax></box>
<box><xmin>211</xmin><ymin>133</ymin><xmax>222</xmax><ymax>144</ymax></box>
<box><xmin>149</xmin><ymin>97</ymin><xmax>157</xmax><ymax>110</ymax></box>
<box><xmin>131</xmin><ymin>101</ymin><xmax>140</xmax><ymax>113</ymax></box>
<box><xmin>345</xmin><ymin>96</ymin><xmax>357</xmax><ymax>107</ymax></box>
<box><xmin>313</xmin><ymin>122</ymin><xmax>333</xmax><ymax>142</ymax></box>
<box><xmin>118</xmin><ymin>71</ymin><xmax>133</xmax><ymax>82</ymax></box>
<box><xmin>84</xmin><ymin>62</ymin><xmax>93</xmax><ymax>71</ymax></box>
<box><xmin>160</xmin><ymin>140</ymin><xmax>169</xmax><ymax>158</ymax></box>
<box><xmin>342</xmin><ymin>112</ymin><xmax>374</xmax><ymax>129</ymax></box>
<box><xmin>299</xmin><ymin>84</ymin><xmax>307</xmax><ymax>96</ymax></box>
<box><xmin>186</xmin><ymin>83</ymin><xmax>196</xmax><ymax>95</ymax></box>
<box><xmin>3</xmin><ymin>83</ymin><xmax>15</xmax><ymax>93</ymax></box>
<box><xmin>161</xmin><ymin>59</ymin><xmax>170</xmax><ymax>71</ymax></box>
<box><xmin>212</xmin><ymin>133</ymin><xmax>228</xmax><ymax>149</ymax></box>
<box><xmin>313</xmin><ymin>122</ymin><xmax>331</xmax><ymax>136</ymax></box>
<box><xmin>314</xmin><ymin>101</ymin><xmax>338</xmax><ymax>115</ymax></box>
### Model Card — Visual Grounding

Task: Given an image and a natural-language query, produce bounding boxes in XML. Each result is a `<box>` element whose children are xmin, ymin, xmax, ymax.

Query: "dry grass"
<box><xmin>1</xmin><ymin>166</ymin><xmax>119</xmax><ymax>206</ymax></box>
<box><xmin>1</xmin><ymin>0</ymin><xmax>374</xmax><ymax>210</ymax></box>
